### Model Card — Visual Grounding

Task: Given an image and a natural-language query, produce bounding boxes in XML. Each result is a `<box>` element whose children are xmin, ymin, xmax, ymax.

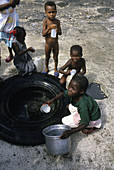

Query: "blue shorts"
<box><xmin>0</xmin><ymin>20</ymin><xmax>19</xmax><ymax>48</ymax></box>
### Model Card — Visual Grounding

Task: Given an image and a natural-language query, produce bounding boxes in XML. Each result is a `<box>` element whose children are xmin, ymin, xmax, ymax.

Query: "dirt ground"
<box><xmin>0</xmin><ymin>0</ymin><xmax>114</xmax><ymax>169</ymax></box>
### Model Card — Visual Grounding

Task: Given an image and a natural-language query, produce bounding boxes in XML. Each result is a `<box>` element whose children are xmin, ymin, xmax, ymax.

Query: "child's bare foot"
<box><xmin>42</xmin><ymin>69</ymin><xmax>49</xmax><ymax>74</ymax></box>
<box><xmin>5</xmin><ymin>55</ymin><xmax>13</xmax><ymax>63</ymax></box>
<box><xmin>82</xmin><ymin>127</ymin><xmax>99</xmax><ymax>134</ymax></box>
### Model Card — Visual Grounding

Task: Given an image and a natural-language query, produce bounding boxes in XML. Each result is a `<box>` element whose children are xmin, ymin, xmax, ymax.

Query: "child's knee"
<box><xmin>60</xmin><ymin>79</ymin><xmax>64</xmax><ymax>84</ymax></box>
<box><xmin>60</xmin><ymin>77</ymin><xmax>66</xmax><ymax>84</ymax></box>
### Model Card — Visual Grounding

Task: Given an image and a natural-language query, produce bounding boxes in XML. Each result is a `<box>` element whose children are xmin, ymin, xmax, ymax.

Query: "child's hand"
<box><xmin>50</xmin><ymin>24</ymin><xmax>57</xmax><ymax>30</ymax></box>
<box><xmin>66</xmin><ymin>70</ymin><xmax>71</xmax><ymax>75</ymax></box>
<box><xmin>60</xmin><ymin>130</ymin><xmax>72</xmax><ymax>139</ymax></box>
<box><xmin>55</xmin><ymin>27</ymin><xmax>58</xmax><ymax>33</ymax></box>
<box><xmin>28</xmin><ymin>47</ymin><xmax>35</xmax><ymax>53</ymax></box>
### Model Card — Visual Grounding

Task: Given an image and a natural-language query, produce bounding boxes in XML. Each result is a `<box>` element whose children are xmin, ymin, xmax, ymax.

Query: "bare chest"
<box><xmin>70</xmin><ymin>60</ymin><xmax>83</xmax><ymax>69</ymax></box>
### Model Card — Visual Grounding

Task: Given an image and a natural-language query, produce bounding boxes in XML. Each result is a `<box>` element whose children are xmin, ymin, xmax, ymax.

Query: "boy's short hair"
<box><xmin>44</xmin><ymin>1</ymin><xmax>56</xmax><ymax>11</ymax></box>
<box><xmin>72</xmin><ymin>75</ymin><xmax>88</xmax><ymax>92</ymax></box>
<box><xmin>70</xmin><ymin>45</ymin><xmax>83</xmax><ymax>56</ymax></box>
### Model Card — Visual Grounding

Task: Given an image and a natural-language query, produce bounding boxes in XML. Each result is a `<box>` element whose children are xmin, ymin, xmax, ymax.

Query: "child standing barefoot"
<box><xmin>59</xmin><ymin>45</ymin><xmax>86</xmax><ymax>86</ymax></box>
<box><xmin>42</xmin><ymin>1</ymin><xmax>62</xmax><ymax>77</ymax></box>
<box><xmin>0</xmin><ymin>0</ymin><xmax>20</xmax><ymax>62</ymax></box>
<box><xmin>46</xmin><ymin>75</ymin><xmax>101</xmax><ymax>138</ymax></box>
<box><xmin>12</xmin><ymin>26</ymin><xmax>36</xmax><ymax>76</ymax></box>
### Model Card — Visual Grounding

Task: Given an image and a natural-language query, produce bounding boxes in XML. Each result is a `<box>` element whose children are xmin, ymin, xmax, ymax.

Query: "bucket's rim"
<box><xmin>42</xmin><ymin>124</ymin><xmax>71</xmax><ymax>138</ymax></box>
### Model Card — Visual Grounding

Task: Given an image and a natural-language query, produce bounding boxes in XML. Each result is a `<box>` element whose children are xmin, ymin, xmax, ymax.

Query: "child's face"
<box><xmin>15</xmin><ymin>29</ymin><xmax>25</xmax><ymax>42</ymax></box>
<box><xmin>71</xmin><ymin>50</ymin><xmax>81</xmax><ymax>63</ymax></box>
<box><xmin>45</xmin><ymin>6</ymin><xmax>57</xmax><ymax>21</ymax></box>
<box><xmin>68</xmin><ymin>80</ymin><xmax>81</xmax><ymax>98</ymax></box>
<box><xmin>20</xmin><ymin>31</ymin><xmax>25</xmax><ymax>42</ymax></box>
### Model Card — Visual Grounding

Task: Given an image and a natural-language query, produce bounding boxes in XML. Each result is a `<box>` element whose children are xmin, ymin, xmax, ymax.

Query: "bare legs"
<box><xmin>44</xmin><ymin>42</ymin><xmax>59</xmax><ymax>75</ymax></box>
<box><xmin>44</xmin><ymin>43</ymin><xmax>51</xmax><ymax>72</ymax></box>
<box><xmin>5</xmin><ymin>47</ymin><xmax>13</xmax><ymax>63</ymax></box>
<box><xmin>82</xmin><ymin>127</ymin><xmax>99</xmax><ymax>134</ymax></box>
<box><xmin>52</xmin><ymin>43</ymin><xmax>59</xmax><ymax>73</ymax></box>
<box><xmin>0</xmin><ymin>47</ymin><xmax>13</xmax><ymax>83</ymax></box>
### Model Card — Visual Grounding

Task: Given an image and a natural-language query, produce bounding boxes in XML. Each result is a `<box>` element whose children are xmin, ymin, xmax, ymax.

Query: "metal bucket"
<box><xmin>42</xmin><ymin>124</ymin><xmax>71</xmax><ymax>155</ymax></box>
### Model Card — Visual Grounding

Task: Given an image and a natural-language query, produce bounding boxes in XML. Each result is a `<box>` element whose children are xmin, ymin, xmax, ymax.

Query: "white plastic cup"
<box><xmin>40</xmin><ymin>104</ymin><xmax>51</xmax><ymax>113</ymax></box>
<box><xmin>70</xmin><ymin>69</ymin><xmax>76</xmax><ymax>75</ymax></box>
<box><xmin>51</xmin><ymin>29</ymin><xmax>56</xmax><ymax>38</ymax></box>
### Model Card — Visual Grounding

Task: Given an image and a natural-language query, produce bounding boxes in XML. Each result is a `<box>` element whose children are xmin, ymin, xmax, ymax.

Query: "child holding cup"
<box><xmin>42</xmin><ymin>1</ymin><xmax>62</xmax><ymax>77</ymax></box>
<box><xmin>59</xmin><ymin>45</ymin><xmax>86</xmax><ymax>86</ymax></box>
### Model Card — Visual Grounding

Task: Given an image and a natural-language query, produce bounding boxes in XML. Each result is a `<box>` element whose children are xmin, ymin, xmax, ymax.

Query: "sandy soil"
<box><xmin>0</xmin><ymin>0</ymin><xmax>114</xmax><ymax>169</ymax></box>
